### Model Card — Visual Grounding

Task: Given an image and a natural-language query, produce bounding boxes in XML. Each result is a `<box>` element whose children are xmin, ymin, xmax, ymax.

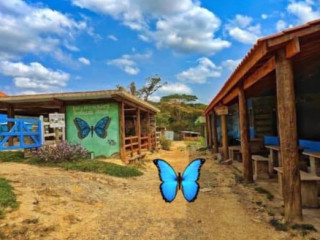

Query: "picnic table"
<box><xmin>302</xmin><ymin>152</ymin><xmax>320</xmax><ymax>176</ymax></box>
<box><xmin>265</xmin><ymin>146</ymin><xmax>281</xmax><ymax>175</ymax></box>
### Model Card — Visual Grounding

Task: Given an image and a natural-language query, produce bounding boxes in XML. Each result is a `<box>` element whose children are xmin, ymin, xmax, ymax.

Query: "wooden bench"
<box><xmin>274</xmin><ymin>167</ymin><xmax>320</xmax><ymax>208</ymax></box>
<box><xmin>229</xmin><ymin>145</ymin><xmax>241</xmax><ymax>161</ymax></box>
<box><xmin>252</xmin><ymin>155</ymin><xmax>270</xmax><ymax>180</ymax></box>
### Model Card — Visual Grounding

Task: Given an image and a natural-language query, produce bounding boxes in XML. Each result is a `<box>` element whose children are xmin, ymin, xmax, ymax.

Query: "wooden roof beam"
<box><xmin>286</xmin><ymin>38</ymin><xmax>300</xmax><ymax>59</ymax></box>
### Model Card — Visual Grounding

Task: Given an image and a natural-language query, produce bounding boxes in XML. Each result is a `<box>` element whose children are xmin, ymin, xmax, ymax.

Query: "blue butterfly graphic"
<box><xmin>153</xmin><ymin>158</ymin><xmax>205</xmax><ymax>203</ymax></box>
<box><xmin>73</xmin><ymin>117</ymin><xmax>111</xmax><ymax>139</ymax></box>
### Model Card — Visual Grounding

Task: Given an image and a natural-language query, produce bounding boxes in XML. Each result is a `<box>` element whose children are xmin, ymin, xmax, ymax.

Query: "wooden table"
<box><xmin>229</xmin><ymin>145</ymin><xmax>241</xmax><ymax>161</ymax></box>
<box><xmin>302</xmin><ymin>152</ymin><xmax>320</xmax><ymax>176</ymax></box>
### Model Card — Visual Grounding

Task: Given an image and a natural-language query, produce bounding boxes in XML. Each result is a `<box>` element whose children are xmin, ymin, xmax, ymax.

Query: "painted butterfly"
<box><xmin>153</xmin><ymin>158</ymin><xmax>205</xmax><ymax>203</ymax></box>
<box><xmin>73</xmin><ymin>117</ymin><xmax>111</xmax><ymax>139</ymax></box>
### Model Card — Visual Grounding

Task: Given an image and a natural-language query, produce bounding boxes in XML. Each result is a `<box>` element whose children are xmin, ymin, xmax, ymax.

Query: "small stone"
<box><xmin>200</xmin><ymin>188</ymin><xmax>212</xmax><ymax>193</ymax></box>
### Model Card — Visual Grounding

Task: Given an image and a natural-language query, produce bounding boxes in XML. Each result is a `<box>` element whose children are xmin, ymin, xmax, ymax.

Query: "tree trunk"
<box><xmin>275</xmin><ymin>48</ymin><xmax>302</xmax><ymax>222</ymax></box>
<box><xmin>238</xmin><ymin>87</ymin><xmax>253</xmax><ymax>182</ymax></box>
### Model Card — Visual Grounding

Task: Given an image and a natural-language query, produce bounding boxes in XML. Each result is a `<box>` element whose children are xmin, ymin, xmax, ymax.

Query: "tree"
<box><xmin>161</xmin><ymin>94</ymin><xmax>198</xmax><ymax>103</ymax></box>
<box><xmin>138</xmin><ymin>75</ymin><xmax>167</xmax><ymax>101</ymax></box>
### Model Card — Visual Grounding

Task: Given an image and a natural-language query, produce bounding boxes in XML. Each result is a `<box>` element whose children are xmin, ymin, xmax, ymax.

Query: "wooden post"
<box><xmin>276</xmin><ymin>48</ymin><xmax>302</xmax><ymax>222</ymax></box>
<box><xmin>136</xmin><ymin>108</ymin><xmax>141</xmax><ymax>154</ymax></box>
<box><xmin>238</xmin><ymin>87</ymin><xmax>253</xmax><ymax>182</ymax></box>
<box><xmin>206</xmin><ymin>114</ymin><xmax>212</xmax><ymax>148</ymax></box>
<box><xmin>59</xmin><ymin>103</ymin><xmax>66</xmax><ymax>141</ymax></box>
<box><xmin>119</xmin><ymin>102</ymin><xmax>126</xmax><ymax>162</ymax></box>
<box><xmin>212</xmin><ymin>113</ymin><xmax>219</xmax><ymax>153</ymax></box>
<box><xmin>221</xmin><ymin>114</ymin><xmax>229</xmax><ymax>159</ymax></box>
<box><xmin>7</xmin><ymin>104</ymin><xmax>14</xmax><ymax>146</ymax></box>
<box><xmin>146</xmin><ymin>112</ymin><xmax>151</xmax><ymax>150</ymax></box>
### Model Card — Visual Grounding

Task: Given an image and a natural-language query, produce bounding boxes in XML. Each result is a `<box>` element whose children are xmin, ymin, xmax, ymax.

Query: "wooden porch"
<box><xmin>204</xmin><ymin>19</ymin><xmax>320</xmax><ymax>222</ymax></box>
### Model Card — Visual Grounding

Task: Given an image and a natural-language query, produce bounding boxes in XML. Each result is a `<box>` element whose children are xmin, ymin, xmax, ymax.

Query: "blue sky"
<box><xmin>0</xmin><ymin>0</ymin><xmax>319</xmax><ymax>103</ymax></box>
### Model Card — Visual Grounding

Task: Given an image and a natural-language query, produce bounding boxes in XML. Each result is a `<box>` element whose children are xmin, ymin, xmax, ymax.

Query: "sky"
<box><xmin>0</xmin><ymin>0</ymin><xmax>319</xmax><ymax>103</ymax></box>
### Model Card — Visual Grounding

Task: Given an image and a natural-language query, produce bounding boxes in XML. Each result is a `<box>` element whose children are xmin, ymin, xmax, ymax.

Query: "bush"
<box><xmin>160</xmin><ymin>135</ymin><xmax>172</xmax><ymax>150</ymax></box>
<box><xmin>32</xmin><ymin>141</ymin><xmax>88</xmax><ymax>163</ymax></box>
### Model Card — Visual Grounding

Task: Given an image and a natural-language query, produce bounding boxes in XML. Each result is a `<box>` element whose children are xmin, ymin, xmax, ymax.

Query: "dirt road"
<box><xmin>0</xmin><ymin>142</ymin><xmax>313</xmax><ymax>239</ymax></box>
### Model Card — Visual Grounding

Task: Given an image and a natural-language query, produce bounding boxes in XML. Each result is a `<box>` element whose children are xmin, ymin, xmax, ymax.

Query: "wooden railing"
<box><xmin>124</xmin><ymin>133</ymin><xmax>158</xmax><ymax>161</ymax></box>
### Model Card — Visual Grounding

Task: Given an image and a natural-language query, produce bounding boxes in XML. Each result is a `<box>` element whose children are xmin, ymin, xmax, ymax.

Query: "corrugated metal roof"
<box><xmin>0</xmin><ymin>89</ymin><xmax>160</xmax><ymax>112</ymax></box>
<box><xmin>204</xmin><ymin>19</ymin><xmax>320</xmax><ymax>115</ymax></box>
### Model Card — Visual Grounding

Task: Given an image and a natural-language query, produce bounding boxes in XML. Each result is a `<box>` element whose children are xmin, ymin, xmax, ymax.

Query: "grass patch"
<box><xmin>254</xmin><ymin>187</ymin><xmax>274</xmax><ymax>200</ymax></box>
<box><xmin>30</xmin><ymin>159</ymin><xmax>143</xmax><ymax>178</ymax></box>
<box><xmin>0</xmin><ymin>151</ymin><xmax>24</xmax><ymax>163</ymax></box>
<box><xmin>0</xmin><ymin>178</ymin><xmax>18</xmax><ymax>218</ymax></box>
<box><xmin>291</xmin><ymin>224</ymin><xmax>317</xmax><ymax>232</ymax></box>
<box><xmin>270</xmin><ymin>219</ymin><xmax>288</xmax><ymax>231</ymax></box>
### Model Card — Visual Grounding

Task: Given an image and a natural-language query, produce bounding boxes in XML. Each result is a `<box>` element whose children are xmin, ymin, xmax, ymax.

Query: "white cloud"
<box><xmin>138</xmin><ymin>34</ymin><xmax>150</xmax><ymax>42</ymax></box>
<box><xmin>0</xmin><ymin>61</ymin><xmax>69</xmax><ymax>92</ymax></box>
<box><xmin>107</xmin><ymin>51</ymin><xmax>152</xmax><ymax>75</ymax></box>
<box><xmin>177</xmin><ymin>57</ymin><xmax>221</xmax><ymax>84</ymax></box>
<box><xmin>107</xmin><ymin>34</ymin><xmax>118</xmax><ymax>41</ymax></box>
<box><xmin>222</xmin><ymin>59</ymin><xmax>241</xmax><ymax>72</ymax></box>
<box><xmin>71</xmin><ymin>0</ymin><xmax>230</xmax><ymax>55</ymax></box>
<box><xmin>276</xmin><ymin>20</ymin><xmax>288</xmax><ymax>32</ymax></box>
<box><xmin>78</xmin><ymin>57</ymin><xmax>91</xmax><ymax>65</ymax></box>
<box><xmin>261</xmin><ymin>14</ymin><xmax>268</xmax><ymax>19</ymax></box>
<box><xmin>0</xmin><ymin>0</ymin><xmax>86</xmax><ymax>61</ymax></box>
<box><xmin>287</xmin><ymin>0</ymin><xmax>320</xmax><ymax>24</ymax></box>
<box><xmin>158</xmin><ymin>83</ymin><xmax>192</xmax><ymax>94</ymax></box>
<box><xmin>226</xmin><ymin>14</ymin><xmax>261</xmax><ymax>44</ymax></box>
<box><xmin>148</xmin><ymin>95</ymin><xmax>161</xmax><ymax>102</ymax></box>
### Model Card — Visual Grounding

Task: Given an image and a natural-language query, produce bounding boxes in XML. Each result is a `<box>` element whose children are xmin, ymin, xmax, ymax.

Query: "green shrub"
<box><xmin>0</xmin><ymin>178</ymin><xmax>18</xmax><ymax>218</ymax></box>
<box><xmin>0</xmin><ymin>151</ymin><xmax>24</xmax><ymax>162</ymax></box>
<box><xmin>160</xmin><ymin>135</ymin><xmax>172</xmax><ymax>150</ymax></box>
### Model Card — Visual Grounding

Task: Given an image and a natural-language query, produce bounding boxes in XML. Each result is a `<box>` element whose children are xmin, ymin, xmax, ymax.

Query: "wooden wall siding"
<box><xmin>252</xmin><ymin>96</ymin><xmax>277</xmax><ymax>137</ymax></box>
<box><xmin>276</xmin><ymin>48</ymin><xmax>302</xmax><ymax>222</ymax></box>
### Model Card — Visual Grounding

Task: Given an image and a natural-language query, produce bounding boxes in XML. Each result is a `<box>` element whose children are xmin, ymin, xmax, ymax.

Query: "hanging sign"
<box><xmin>215</xmin><ymin>106</ymin><xmax>228</xmax><ymax>116</ymax></box>
<box><xmin>49</xmin><ymin>113</ymin><xmax>65</xmax><ymax>128</ymax></box>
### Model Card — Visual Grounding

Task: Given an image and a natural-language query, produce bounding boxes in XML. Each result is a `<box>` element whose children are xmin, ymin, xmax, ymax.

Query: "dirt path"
<box><xmin>0</xmin><ymin>142</ymin><xmax>313</xmax><ymax>239</ymax></box>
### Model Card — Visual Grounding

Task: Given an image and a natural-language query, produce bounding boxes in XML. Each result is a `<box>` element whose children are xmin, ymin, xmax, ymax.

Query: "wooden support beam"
<box><xmin>276</xmin><ymin>48</ymin><xmax>302</xmax><ymax>222</ymax></box>
<box><xmin>238</xmin><ymin>87</ymin><xmax>253</xmax><ymax>182</ymax></box>
<box><xmin>222</xmin><ymin>88</ymin><xmax>238</xmax><ymax>105</ymax></box>
<box><xmin>136</xmin><ymin>108</ymin><xmax>141</xmax><ymax>154</ymax></box>
<box><xmin>206</xmin><ymin>114</ymin><xmax>212</xmax><ymax>148</ymax></box>
<box><xmin>221</xmin><ymin>114</ymin><xmax>229</xmax><ymax>159</ymax></box>
<box><xmin>146</xmin><ymin>112</ymin><xmax>151</xmax><ymax>150</ymax></box>
<box><xmin>7</xmin><ymin>104</ymin><xmax>14</xmax><ymax>146</ymax></box>
<box><xmin>286</xmin><ymin>38</ymin><xmax>300</xmax><ymax>58</ymax></box>
<box><xmin>243</xmin><ymin>56</ymin><xmax>276</xmax><ymax>90</ymax></box>
<box><xmin>119</xmin><ymin>102</ymin><xmax>126</xmax><ymax>163</ymax></box>
<box><xmin>212</xmin><ymin>113</ymin><xmax>219</xmax><ymax>153</ymax></box>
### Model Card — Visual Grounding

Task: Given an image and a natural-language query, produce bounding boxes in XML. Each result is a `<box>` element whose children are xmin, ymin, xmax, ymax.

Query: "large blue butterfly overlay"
<box><xmin>73</xmin><ymin>117</ymin><xmax>111</xmax><ymax>139</ymax></box>
<box><xmin>153</xmin><ymin>158</ymin><xmax>205</xmax><ymax>203</ymax></box>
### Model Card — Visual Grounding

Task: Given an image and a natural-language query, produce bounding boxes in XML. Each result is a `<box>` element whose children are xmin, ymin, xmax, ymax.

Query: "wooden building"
<box><xmin>204</xmin><ymin>19</ymin><xmax>320</xmax><ymax>222</ymax></box>
<box><xmin>0</xmin><ymin>90</ymin><xmax>159</xmax><ymax>163</ymax></box>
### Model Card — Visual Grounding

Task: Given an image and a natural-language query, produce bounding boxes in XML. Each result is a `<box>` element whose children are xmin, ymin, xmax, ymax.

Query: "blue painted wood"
<box><xmin>299</xmin><ymin>139</ymin><xmax>320</xmax><ymax>152</ymax></box>
<box><xmin>0</xmin><ymin>118</ymin><xmax>42</xmax><ymax>150</ymax></box>
<box><xmin>264</xmin><ymin>136</ymin><xmax>280</xmax><ymax>146</ymax></box>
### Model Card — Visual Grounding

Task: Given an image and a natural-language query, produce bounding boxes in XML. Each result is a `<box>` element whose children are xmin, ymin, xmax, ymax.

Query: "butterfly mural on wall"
<box><xmin>153</xmin><ymin>158</ymin><xmax>205</xmax><ymax>203</ymax></box>
<box><xmin>73</xmin><ymin>116</ymin><xmax>111</xmax><ymax>139</ymax></box>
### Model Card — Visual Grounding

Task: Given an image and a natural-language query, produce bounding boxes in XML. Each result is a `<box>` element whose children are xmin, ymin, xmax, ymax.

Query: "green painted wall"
<box><xmin>66</xmin><ymin>103</ymin><xmax>120</xmax><ymax>157</ymax></box>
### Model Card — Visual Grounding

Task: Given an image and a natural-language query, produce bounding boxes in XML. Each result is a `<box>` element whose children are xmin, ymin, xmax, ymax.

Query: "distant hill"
<box><xmin>149</xmin><ymin>94</ymin><xmax>207</xmax><ymax>133</ymax></box>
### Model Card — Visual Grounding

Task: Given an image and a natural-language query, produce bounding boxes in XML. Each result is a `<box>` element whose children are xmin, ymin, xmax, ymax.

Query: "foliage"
<box><xmin>0</xmin><ymin>151</ymin><xmax>24</xmax><ymax>162</ymax></box>
<box><xmin>138</xmin><ymin>75</ymin><xmax>167</xmax><ymax>101</ymax></box>
<box><xmin>0</xmin><ymin>178</ymin><xmax>18</xmax><ymax>218</ymax></box>
<box><xmin>161</xmin><ymin>94</ymin><xmax>198</xmax><ymax>103</ymax></box>
<box><xmin>254</xmin><ymin>187</ymin><xmax>274</xmax><ymax>200</ymax></box>
<box><xmin>60</xmin><ymin>160</ymin><xmax>143</xmax><ymax>178</ymax></box>
<box><xmin>32</xmin><ymin>141</ymin><xmax>88</xmax><ymax>163</ymax></box>
<box><xmin>160</xmin><ymin>135</ymin><xmax>172</xmax><ymax>150</ymax></box>
<box><xmin>154</xmin><ymin>99</ymin><xmax>206</xmax><ymax>133</ymax></box>
<box><xmin>115</xmin><ymin>75</ymin><xmax>167</xmax><ymax>100</ymax></box>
